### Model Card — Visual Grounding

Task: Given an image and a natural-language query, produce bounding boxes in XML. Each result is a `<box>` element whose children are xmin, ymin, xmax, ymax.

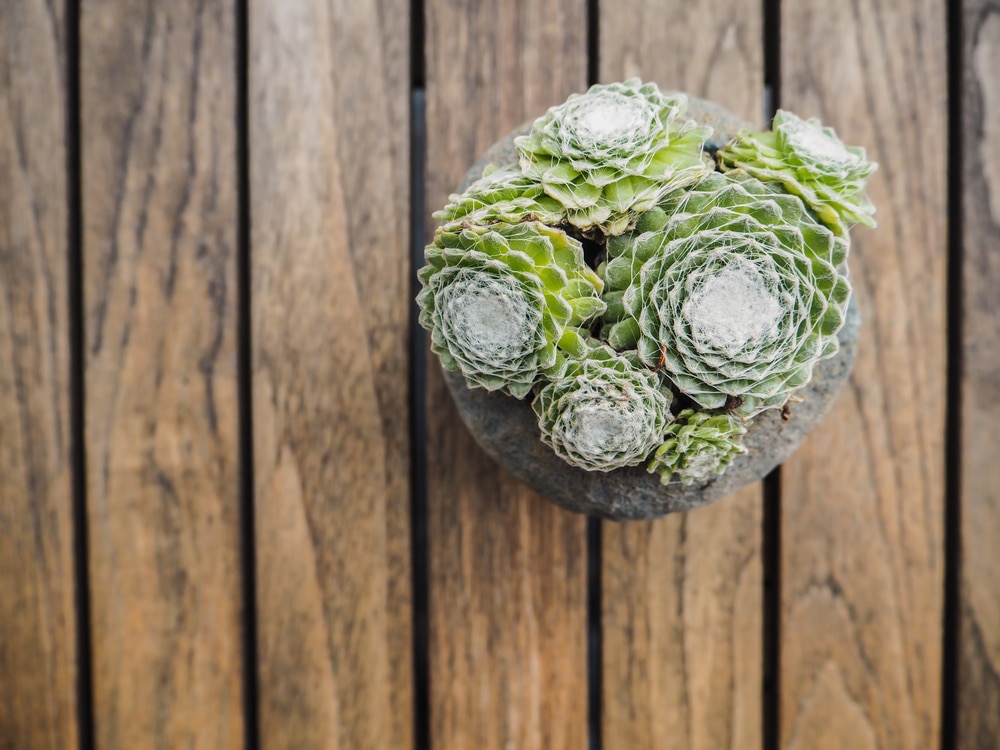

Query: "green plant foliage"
<box><xmin>433</xmin><ymin>166</ymin><xmax>567</xmax><ymax>227</ymax></box>
<box><xmin>417</xmin><ymin>222</ymin><xmax>605</xmax><ymax>398</ymax></box>
<box><xmin>602</xmin><ymin>172</ymin><xmax>851</xmax><ymax>417</ymax></box>
<box><xmin>417</xmin><ymin>83</ymin><xmax>874</xmax><ymax>487</ymax></box>
<box><xmin>718</xmin><ymin>109</ymin><xmax>877</xmax><ymax>236</ymax></box>
<box><xmin>533</xmin><ymin>345</ymin><xmax>673</xmax><ymax>471</ymax></box>
<box><xmin>514</xmin><ymin>79</ymin><xmax>712</xmax><ymax>236</ymax></box>
<box><xmin>647</xmin><ymin>409</ymin><xmax>747</xmax><ymax>485</ymax></box>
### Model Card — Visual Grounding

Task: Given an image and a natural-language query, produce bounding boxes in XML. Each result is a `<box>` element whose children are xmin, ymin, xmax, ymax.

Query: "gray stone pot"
<box><xmin>437</xmin><ymin>97</ymin><xmax>860</xmax><ymax>520</ymax></box>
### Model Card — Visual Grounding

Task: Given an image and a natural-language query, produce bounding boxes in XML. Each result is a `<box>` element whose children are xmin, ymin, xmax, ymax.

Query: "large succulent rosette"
<box><xmin>417</xmin><ymin>222</ymin><xmax>605</xmax><ymax>399</ymax></box>
<box><xmin>514</xmin><ymin>79</ymin><xmax>712</xmax><ymax>236</ymax></box>
<box><xmin>647</xmin><ymin>409</ymin><xmax>748</xmax><ymax>485</ymax></box>
<box><xmin>717</xmin><ymin>109</ymin><xmax>877</xmax><ymax>236</ymax></box>
<box><xmin>533</xmin><ymin>346</ymin><xmax>673</xmax><ymax>471</ymax></box>
<box><xmin>602</xmin><ymin>172</ymin><xmax>851</xmax><ymax>417</ymax></box>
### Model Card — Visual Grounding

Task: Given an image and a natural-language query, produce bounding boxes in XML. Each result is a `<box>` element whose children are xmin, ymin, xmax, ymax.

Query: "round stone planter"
<box><xmin>437</xmin><ymin>97</ymin><xmax>861</xmax><ymax>520</ymax></box>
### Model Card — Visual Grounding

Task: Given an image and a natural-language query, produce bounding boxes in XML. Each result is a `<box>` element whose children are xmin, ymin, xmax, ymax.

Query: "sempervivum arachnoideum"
<box><xmin>417</xmin><ymin>222</ymin><xmax>605</xmax><ymax>399</ymax></box>
<box><xmin>433</xmin><ymin>166</ymin><xmax>567</xmax><ymax>227</ymax></box>
<box><xmin>514</xmin><ymin>79</ymin><xmax>712</xmax><ymax>236</ymax></box>
<box><xmin>532</xmin><ymin>345</ymin><xmax>673</xmax><ymax>471</ymax></box>
<box><xmin>647</xmin><ymin>409</ymin><xmax>748</xmax><ymax>485</ymax></box>
<box><xmin>602</xmin><ymin>171</ymin><xmax>851</xmax><ymax>417</ymax></box>
<box><xmin>718</xmin><ymin>109</ymin><xmax>877</xmax><ymax>236</ymax></box>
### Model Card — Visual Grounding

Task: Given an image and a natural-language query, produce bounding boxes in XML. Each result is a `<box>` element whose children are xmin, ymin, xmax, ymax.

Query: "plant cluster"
<box><xmin>418</xmin><ymin>80</ymin><xmax>876</xmax><ymax>485</ymax></box>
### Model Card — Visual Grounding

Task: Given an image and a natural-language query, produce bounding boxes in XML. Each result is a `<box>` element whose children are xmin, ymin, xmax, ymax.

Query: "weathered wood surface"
<box><xmin>249</xmin><ymin>0</ymin><xmax>413</xmax><ymax>747</ymax></box>
<box><xmin>599</xmin><ymin>3</ymin><xmax>764</xmax><ymax>748</ymax></box>
<box><xmin>5</xmin><ymin>0</ymin><xmax>1000</xmax><ymax>746</ymax></box>
<box><xmin>779</xmin><ymin>1</ymin><xmax>947</xmax><ymax>748</ymax></box>
<box><xmin>81</xmin><ymin>1</ymin><xmax>245</xmax><ymax>746</ymax></box>
<box><xmin>424</xmin><ymin>1</ymin><xmax>589</xmax><ymax>747</ymax></box>
<box><xmin>959</xmin><ymin>1</ymin><xmax>1000</xmax><ymax>747</ymax></box>
<box><xmin>0</xmin><ymin>1</ymin><xmax>78</xmax><ymax>748</ymax></box>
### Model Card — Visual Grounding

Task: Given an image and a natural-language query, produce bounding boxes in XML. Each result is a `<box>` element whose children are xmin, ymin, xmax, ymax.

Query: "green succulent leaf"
<box><xmin>647</xmin><ymin>409</ymin><xmax>748</xmax><ymax>485</ymax></box>
<box><xmin>533</xmin><ymin>345</ymin><xmax>674</xmax><ymax>471</ymax></box>
<box><xmin>515</xmin><ymin>79</ymin><xmax>713</xmax><ymax>236</ymax></box>
<box><xmin>417</xmin><ymin>222</ymin><xmax>605</xmax><ymax>398</ymax></box>
<box><xmin>718</xmin><ymin>109</ymin><xmax>877</xmax><ymax>236</ymax></box>
<box><xmin>433</xmin><ymin>167</ymin><xmax>567</xmax><ymax>227</ymax></box>
<box><xmin>602</xmin><ymin>171</ymin><xmax>851</xmax><ymax>417</ymax></box>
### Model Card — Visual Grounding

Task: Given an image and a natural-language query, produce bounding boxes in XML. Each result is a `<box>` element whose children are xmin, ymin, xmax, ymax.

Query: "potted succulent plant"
<box><xmin>418</xmin><ymin>80</ymin><xmax>876</xmax><ymax>520</ymax></box>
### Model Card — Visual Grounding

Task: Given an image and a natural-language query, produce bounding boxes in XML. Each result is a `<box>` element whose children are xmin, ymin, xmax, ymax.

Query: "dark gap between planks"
<box><xmin>586</xmin><ymin>2</ymin><xmax>603</xmax><ymax>748</ymax></box>
<box><xmin>940</xmin><ymin>0</ymin><xmax>964</xmax><ymax>746</ymax></box>
<box><xmin>66</xmin><ymin>0</ymin><xmax>95</xmax><ymax>747</ymax></box>
<box><xmin>762</xmin><ymin>0</ymin><xmax>782</xmax><ymax>748</ymax></box>
<box><xmin>409</xmin><ymin>85</ymin><xmax>432</xmax><ymax>750</ymax></box>
<box><xmin>235</xmin><ymin>0</ymin><xmax>261</xmax><ymax>747</ymax></box>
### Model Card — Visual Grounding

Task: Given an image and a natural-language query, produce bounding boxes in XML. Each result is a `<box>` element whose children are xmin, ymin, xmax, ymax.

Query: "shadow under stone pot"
<box><xmin>438</xmin><ymin>96</ymin><xmax>861</xmax><ymax>520</ymax></box>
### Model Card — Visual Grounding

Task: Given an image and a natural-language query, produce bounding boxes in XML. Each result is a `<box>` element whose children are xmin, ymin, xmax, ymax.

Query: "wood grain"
<box><xmin>958</xmin><ymin>1</ymin><xmax>1000</xmax><ymax>746</ymax></box>
<box><xmin>0</xmin><ymin>1</ymin><xmax>78</xmax><ymax>748</ymax></box>
<box><xmin>599</xmin><ymin>5</ymin><xmax>763</xmax><ymax>747</ymax></box>
<box><xmin>424</xmin><ymin>1</ymin><xmax>588</xmax><ymax>747</ymax></box>
<box><xmin>81</xmin><ymin>1</ymin><xmax>244</xmax><ymax>746</ymax></box>
<box><xmin>778</xmin><ymin>1</ymin><xmax>946</xmax><ymax>748</ymax></box>
<box><xmin>249</xmin><ymin>0</ymin><xmax>413</xmax><ymax>747</ymax></box>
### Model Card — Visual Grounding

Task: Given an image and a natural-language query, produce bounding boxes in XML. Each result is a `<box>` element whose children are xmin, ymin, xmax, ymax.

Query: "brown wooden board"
<box><xmin>249</xmin><ymin>0</ymin><xmax>413</xmax><ymax>747</ymax></box>
<box><xmin>0</xmin><ymin>1</ymin><xmax>78</xmax><ymax>747</ymax></box>
<box><xmin>81</xmin><ymin>1</ymin><xmax>244</xmax><ymax>746</ymax></box>
<box><xmin>778</xmin><ymin>1</ymin><xmax>947</xmax><ymax>748</ymax></box>
<box><xmin>598</xmin><ymin>5</ymin><xmax>764</xmax><ymax>748</ymax></box>
<box><xmin>423</xmin><ymin>1</ymin><xmax>589</xmax><ymax>747</ymax></box>
<box><xmin>959</xmin><ymin>1</ymin><xmax>1000</xmax><ymax>746</ymax></box>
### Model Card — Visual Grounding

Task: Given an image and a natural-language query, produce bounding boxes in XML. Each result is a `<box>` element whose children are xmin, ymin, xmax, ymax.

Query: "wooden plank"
<box><xmin>423</xmin><ymin>1</ymin><xmax>588</xmax><ymax>747</ymax></box>
<box><xmin>0</xmin><ymin>1</ymin><xmax>78</xmax><ymax>747</ymax></box>
<box><xmin>958</xmin><ymin>1</ymin><xmax>1000</xmax><ymax>746</ymax></box>
<box><xmin>249</xmin><ymin>0</ymin><xmax>413</xmax><ymax>746</ymax></box>
<box><xmin>81</xmin><ymin>1</ymin><xmax>244</xmax><ymax>746</ymax></box>
<box><xmin>778</xmin><ymin>1</ymin><xmax>946</xmax><ymax>748</ymax></box>
<box><xmin>599</xmin><ymin>5</ymin><xmax>763</xmax><ymax>748</ymax></box>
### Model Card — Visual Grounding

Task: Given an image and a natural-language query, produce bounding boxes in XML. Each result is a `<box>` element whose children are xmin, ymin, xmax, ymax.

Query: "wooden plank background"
<box><xmin>423</xmin><ymin>2</ymin><xmax>589</xmax><ymax>747</ymax></box>
<box><xmin>778</xmin><ymin>0</ymin><xmax>947</xmax><ymax>748</ymax></box>
<box><xmin>0</xmin><ymin>1</ymin><xmax>78</xmax><ymax>748</ymax></box>
<box><xmin>959</xmin><ymin>0</ymin><xmax>1000</xmax><ymax>746</ymax></box>
<box><xmin>599</xmin><ymin>4</ymin><xmax>764</xmax><ymax>749</ymax></box>
<box><xmin>249</xmin><ymin>0</ymin><xmax>412</xmax><ymax>746</ymax></box>
<box><xmin>0</xmin><ymin>0</ymin><xmax>996</xmax><ymax>749</ymax></box>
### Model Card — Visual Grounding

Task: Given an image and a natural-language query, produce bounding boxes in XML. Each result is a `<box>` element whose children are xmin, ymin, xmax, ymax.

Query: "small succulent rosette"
<box><xmin>647</xmin><ymin>409</ymin><xmax>748</xmax><ymax>485</ymax></box>
<box><xmin>418</xmin><ymin>80</ymin><xmax>876</xmax><ymax>495</ymax></box>
<box><xmin>514</xmin><ymin>79</ymin><xmax>713</xmax><ymax>236</ymax></box>
<box><xmin>717</xmin><ymin>109</ymin><xmax>877</xmax><ymax>236</ymax></box>
<box><xmin>532</xmin><ymin>345</ymin><xmax>673</xmax><ymax>472</ymax></box>
<box><xmin>417</xmin><ymin>222</ymin><xmax>605</xmax><ymax>398</ymax></box>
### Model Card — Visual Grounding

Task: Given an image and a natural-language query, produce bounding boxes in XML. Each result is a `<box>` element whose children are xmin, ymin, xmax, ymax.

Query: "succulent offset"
<box><xmin>418</xmin><ymin>82</ymin><xmax>874</xmax><ymax>488</ymax></box>
<box><xmin>533</xmin><ymin>346</ymin><xmax>673</xmax><ymax>471</ymax></box>
<box><xmin>601</xmin><ymin>172</ymin><xmax>851</xmax><ymax>417</ymax></box>
<box><xmin>417</xmin><ymin>222</ymin><xmax>605</xmax><ymax>398</ymax></box>
<box><xmin>648</xmin><ymin>409</ymin><xmax>748</xmax><ymax>485</ymax></box>
<box><xmin>717</xmin><ymin>109</ymin><xmax>877</xmax><ymax>236</ymax></box>
<box><xmin>515</xmin><ymin>79</ymin><xmax>712</xmax><ymax>236</ymax></box>
<box><xmin>434</xmin><ymin>166</ymin><xmax>567</xmax><ymax>227</ymax></box>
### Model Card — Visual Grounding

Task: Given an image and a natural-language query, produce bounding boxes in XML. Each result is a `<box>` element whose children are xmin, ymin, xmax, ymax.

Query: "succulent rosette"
<box><xmin>514</xmin><ymin>79</ymin><xmax>713</xmax><ymax>236</ymax></box>
<box><xmin>417</xmin><ymin>222</ymin><xmax>605</xmax><ymax>398</ymax></box>
<box><xmin>717</xmin><ymin>109</ymin><xmax>877</xmax><ymax>236</ymax></box>
<box><xmin>533</xmin><ymin>345</ymin><xmax>673</xmax><ymax>471</ymax></box>
<box><xmin>647</xmin><ymin>409</ymin><xmax>748</xmax><ymax>485</ymax></box>
<box><xmin>433</xmin><ymin>166</ymin><xmax>567</xmax><ymax>227</ymax></box>
<box><xmin>601</xmin><ymin>172</ymin><xmax>851</xmax><ymax>417</ymax></box>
